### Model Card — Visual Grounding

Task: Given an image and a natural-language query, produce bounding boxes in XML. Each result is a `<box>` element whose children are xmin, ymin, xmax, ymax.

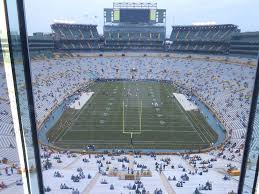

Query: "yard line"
<box><xmin>58</xmin><ymin>139</ymin><xmax>208</xmax><ymax>144</ymax></box>
<box><xmin>163</xmin><ymin>84</ymin><xmax>207</xmax><ymax>143</ymax></box>
<box><xmin>68</xmin><ymin>129</ymin><xmax>196</xmax><ymax>133</ymax></box>
<box><xmin>59</xmin><ymin>82</ymin><xmax>107</xmax><ymax>141</ymax></box>
<box><xmin>51</xmin><ymin>81</ymin><xmax>213</xmax><ymax>149</ymax></box>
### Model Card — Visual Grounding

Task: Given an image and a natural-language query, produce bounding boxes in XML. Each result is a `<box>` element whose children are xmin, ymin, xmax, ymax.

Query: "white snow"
<box><xmin>173</xmin><ymin>93</ymin><xmax>198</xmax><ymax>111</ymax></box>
<box><xmin>70</xmin><ymin>92</ymin><xmax>94</xmax><ymax>110</ymax></box>
<box><xmin>0</xmin><ymin>151</ymin><xmax>241</xmax><ymax>194</ymax></box>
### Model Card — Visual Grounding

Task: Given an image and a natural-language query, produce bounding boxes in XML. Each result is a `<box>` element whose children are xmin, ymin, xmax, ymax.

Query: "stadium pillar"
<box><xmin>238</xmin><ymin>53</ymin><xmax>259</xmax><ymax>194</ymax></box>
<box><xmin>0</xmin><ymin>0</ymin><xmax>44</xmax><ymax>193</ymax></box>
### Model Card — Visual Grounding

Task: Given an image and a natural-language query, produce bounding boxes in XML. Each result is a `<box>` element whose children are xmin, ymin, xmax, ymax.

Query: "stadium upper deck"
<box><xmin>169</xmin><ymin>24</ymin><xmax>240</xmax><ymax>54</ymax></box>
<box><xmin>2</xmin><ymin>25</ymin><xmax>257</xmax><ymax>58</ymax></box>
<box><xmin>51</xmin><ymin>23</ymin><xmax>100</xmax><ymax>50</ymax></box>
<box><xmin>0</xmin><ymin>1</ymin><xmax>258</xmax><ymax>57</ymax></box>
<box><xmin>230</xmin><ymin>31</ymin><xmax>259</xmax><ymax>56</ymax></box>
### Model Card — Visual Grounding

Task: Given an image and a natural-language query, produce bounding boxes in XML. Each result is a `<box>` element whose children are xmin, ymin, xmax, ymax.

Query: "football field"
<box><xmin>47</xmin><ymin>80</ymin><xmax>218</xmax><ymax>150</ymax></box>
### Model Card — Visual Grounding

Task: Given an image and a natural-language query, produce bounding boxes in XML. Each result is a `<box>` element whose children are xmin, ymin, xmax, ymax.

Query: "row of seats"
<box><xmin>170</xmin><ymin>25</ymin><xmax>239</xmax><ymax>54</ymax></box>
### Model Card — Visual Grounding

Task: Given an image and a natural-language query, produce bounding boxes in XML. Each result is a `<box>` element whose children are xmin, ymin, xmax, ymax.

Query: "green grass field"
<box><xmin>47</xmin><ymin>80</ymin><xmax>218</xmax><ymax>150</ymax></box>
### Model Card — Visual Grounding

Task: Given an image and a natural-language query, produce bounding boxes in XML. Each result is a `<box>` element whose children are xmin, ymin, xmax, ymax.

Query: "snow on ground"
<box><xmin>0</xmin><ymin>151</ymin><xmax>241</xmax><ymax>194</ymax></box>
<box><xmin>0</xmin><ymin>184</ymin><xmax>23</xmax><ymax>194</ymax></box>
<box><xmin>173</xmin><ymin>93</ymin><xmax>198</xmax><ymax>111</ymax></box>
<box><xmin>43</xmin><ymin>169</ymin><xmax>96</xmax><ymax>194</ymax></box>
<box><xmin>70</xmin><ymin>92</ymin><xmax>94</xmax><ymax>110</ymax></box>
<box><xmin>0</xmin><ymin>164</ymin><xmax>21</xmax><ymax>194</ymax></box>
<box><xmin>163</xmin><ymin>154</ymin><xmax>239</xmax><ymax>194</ymax></box>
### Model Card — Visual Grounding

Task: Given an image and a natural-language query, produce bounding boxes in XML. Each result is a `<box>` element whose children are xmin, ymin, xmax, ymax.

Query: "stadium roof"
<box><xmin>172</xmin><ymin>24</ymin><xmax>239</xmax><ymax>31</ymax></box>
<box><xmin>233</xmin><ymin>31</ymin><xmax>259</xmax><ymax>37</ymax></box>
<box><xmin>51</xmin><ymin>23</ymin><xmax>97</xmax><ymax>29</ymax></box>
<box><xmin>113</xmin><ymin>2</ymin><xmax>157</xmax><ymax>9</ymax></box>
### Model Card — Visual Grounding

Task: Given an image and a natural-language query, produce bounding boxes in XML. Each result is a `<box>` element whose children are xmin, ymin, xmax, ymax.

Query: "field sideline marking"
<box><xmin>58</xmin><ymin>139</ymin><xmax>208</xmax><ymax>143</ymax></box>
<box><xmin>58</xmin><ymin>82</ymin><xmax>106</xmax><ymax>141</ymax></box>
<box><xmin>172</xmin><ymin>87</ymin><xmax>215</xmax><ymax>144</ymax></box>
<box><xmin>68</xmin><ymin>129</ymin><xmax>196</xmax><ymax>132</ymax></box>
<box><xmin>122</xmin><ymin>84</ymin><xmax>142</xmax><ymax>136</ymax></box>
<box><xmin>54</xmin><ymin>81</ymin><xmax>211</xmax><ymax>148</ymax></box>
<box><xmin>163</xmin><ymin>84</ymin><xmax>206</xmax><ymax>143</ymax></box>
<box><xmin>57</xmin><ymin>140</ymin><xmax>208</xmax><ymax>145</ymax></box>
<box><xmin>188</xmin><ymin>110</ymin><xmax>216</xmax><ymax>142</ymax></box>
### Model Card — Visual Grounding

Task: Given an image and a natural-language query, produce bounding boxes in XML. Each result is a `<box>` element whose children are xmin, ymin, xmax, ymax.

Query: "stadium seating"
<box><xmin>51</xmin><ymin>23</ymin><xmax>100</xmax><ymax>50</ymax></box>
<box><xmin>229</xmin><ymin>32</ymin><xmax>259</xmax><ymax>56</ymax></box>
<box><xmin>103</xmin><ymin>25</ymin><xmax>165</xmax><ymax>51</ymax></box>
<box><xmin>0</xmin><ymin>54</ymin><xmax>257</xmax><ymax>194</ymax></box>
<box><xmin>170</xmin><ymin>24</ymin><xmax>240</xmax><ymax>54</ymax></box>
<box><xmin>0</xmin><ymin>55</ymin><xmax>256</xmax><ymax>163</ymax></box>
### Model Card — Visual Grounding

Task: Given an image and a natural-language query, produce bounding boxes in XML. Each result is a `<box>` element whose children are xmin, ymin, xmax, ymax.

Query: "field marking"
<box><xmin>139</xmin><ymin>100</ymin><xmax>142</xmax><ymax>131</ymax></box>
<box><xmin>57</xmin><ymin>139</ymin><xmax>208</xmax><ymax>144</ymax></box>
<box><xmin>56</xmin><ymin>141</ymin><xmax>209</xmax><ymax>146</ymax></box>
<box><xmin>60</xmin><ymin>83</ymin><xmax>205</xmax><ymax>147</ymax></box>
<box><xmin>53</xmin><ymin>81</ymin><xmax>212</xmax><ymax>148</ymax></box>
<box><xmin>51</xmin><ymin>112</ymin><xmax>76</xmax><ymax>143</ymax></box>
<box><xmin>122</xmin><ymin>86</ymin><xmax>142</xmax><ymax>136</ymax></box>
<box><xmin>76</xmin><ymin>114</ymin><xmax>186</xmax><ymax>118</ymax></box>
<box><xmin>166</xmin><ymin>86</ymin><xmax>215</xmax><ymax>144</ymax></box>
<box><xmin>122</xmin><ymin>100</ymin><xmax>125</xmax><ymax>133</ymax></box>
<box><xmin>184</xmin><ymin>110</ymin><xmax>210</xmax><ymax>143</ymax></box>
<box><xmin>189</xmin><ymin>111</ymin><xmax>217</xmax><ymax>142</ymax></box>
<box><xmin>73</xmin><ymin>120</ymin><xmax>190</xmax><ymax>123</ymax></box>
<box><xmin>72</xmin><ymin>123</ymin><xmax>190</xmax><ymax>126</ymax></box>
<box><xmin>58</xmin><ymin>82</ymin><xmax>107</xmax><ymax>141</ymax></box>
<box><xmin>163</xmin><ymin>85</ymin><xmax>206</xmax><ymax>143</ymax></box>
<box><xmin>59</xmin><ymin>142</ymin><xmax>208</xmax><ymax>145</ymax></box>
<box><xmin>66</xmin><ymin>129</ymin><xmax>196</xmax><ymax>133</ymax></box>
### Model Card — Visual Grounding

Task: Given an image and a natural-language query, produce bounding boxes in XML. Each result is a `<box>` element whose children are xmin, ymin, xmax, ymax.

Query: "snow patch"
<box><xmin>173</xmin><ymin>93</ymin><xmax>198</xmax><ymax>111</ymax></box>
<box><xmin>70</xmin><ymin>92</ymin><xmax>94</xmax><ymax>110</ymax></box>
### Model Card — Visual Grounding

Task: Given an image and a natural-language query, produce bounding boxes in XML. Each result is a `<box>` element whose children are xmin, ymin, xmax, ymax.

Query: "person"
<box><xmin>0</xmin><ymin>181</ymin><xmax>7</xmax><ymax>189</ymax></box>
<box><xmin>16</xmin><ymin>179</ymin><xmax>23</xmax><ymax>186</ymax></box>
<box><xmin>5</xmin><ymin>167</ymin><xmax>8</xmax><ymax>175</ymax></box>
<box><xmin>72</xmin><ymin>188</ymin><xmax>80</xmax><ymax>194</ymax></box>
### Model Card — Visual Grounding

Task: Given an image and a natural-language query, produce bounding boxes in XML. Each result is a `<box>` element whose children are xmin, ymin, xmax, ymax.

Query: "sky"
<box><xmin>24</xmin><ymin>0</ymin><xmax>259</xmax><ymax>36</ymax></box>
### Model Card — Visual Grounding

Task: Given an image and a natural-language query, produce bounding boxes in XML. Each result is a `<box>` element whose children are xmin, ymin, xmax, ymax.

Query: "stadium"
<box><xmin>0</xmin><ymin>2</ymin><xmax>258</xmax><ymax>194</ymax></box>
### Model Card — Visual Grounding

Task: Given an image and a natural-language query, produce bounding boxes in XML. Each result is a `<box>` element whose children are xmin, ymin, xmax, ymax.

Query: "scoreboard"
<box><xmin>119</xmin><ymin>9</ymin><xmax>151</xmax><ymax>23</ymax></box>
<box><xmin>113</xmin><ymin>9</ymin><xmax>159</xmax><ymax>24</ymax></box>
<box><xmin>104</xmin><ymin>6</ymin><xmax>166</xmax><ymax>25</ymax></box>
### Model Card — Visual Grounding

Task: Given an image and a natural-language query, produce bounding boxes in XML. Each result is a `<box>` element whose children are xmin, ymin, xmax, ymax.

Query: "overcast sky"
<box><xmin>24</xmin><ymin>0</ymin><xmax>259</xmax><ymax>36</ymax></box>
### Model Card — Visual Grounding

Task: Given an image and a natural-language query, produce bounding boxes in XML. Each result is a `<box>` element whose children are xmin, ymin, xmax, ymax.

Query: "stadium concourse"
<box><xmin>0</xmin><ymin>52</ymin><xmax>257</xmax><ymax>193</ymax></box>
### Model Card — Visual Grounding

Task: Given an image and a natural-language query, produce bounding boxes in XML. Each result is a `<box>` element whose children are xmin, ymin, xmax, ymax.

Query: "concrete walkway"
<box><xmin>159</xmin><ymin>171</ymin><xmax>176</xmax><ymax>194</ymax></box>
<box><xmin>62</xmin><ymin>156</ymin><xmax>81</xmax><ymax>170</ymax></box>
<box><xmin>82</xmin><ymin>172</ymin><xmax>101</xmax><ymax>194</ymax></box>
<box><xmin>128</xmin><ymin>154</ymin><xmax>134</xmax><ymax>170</ymax></box>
